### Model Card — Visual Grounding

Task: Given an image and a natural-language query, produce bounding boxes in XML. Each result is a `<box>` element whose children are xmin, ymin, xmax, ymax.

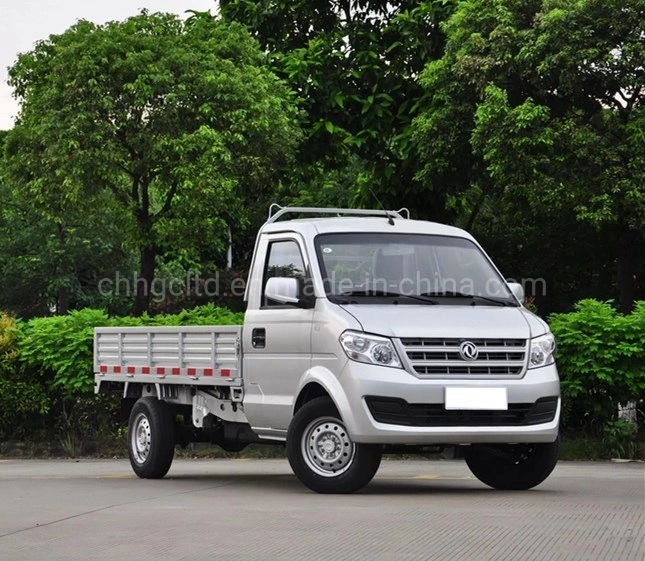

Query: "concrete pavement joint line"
<box><xmin>0</xmin><ymin>480</ymin><xmax>239</xmax><ymax>539</ymax></box>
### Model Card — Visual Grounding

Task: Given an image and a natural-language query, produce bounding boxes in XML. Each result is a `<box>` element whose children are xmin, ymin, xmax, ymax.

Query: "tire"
<box><xmin>128</xmin><ymin>396</ymin><xmax>175</xmax><ymax>479</ymax></box>
<box><xmin>465</xmin><ymin>436</ymin><xmax>560</xmax><ymax>490</ymax></box>
<box><xmin>287</xmin><ymin>397</ymin><xmax>382</xmax><ymax>494</ymax></box>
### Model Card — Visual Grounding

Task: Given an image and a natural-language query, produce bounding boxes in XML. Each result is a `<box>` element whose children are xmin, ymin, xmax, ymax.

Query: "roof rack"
<box><xmin>267</xmin><ymin>204</ymin><xmax>410</xmax><ymax>223</ymax></box>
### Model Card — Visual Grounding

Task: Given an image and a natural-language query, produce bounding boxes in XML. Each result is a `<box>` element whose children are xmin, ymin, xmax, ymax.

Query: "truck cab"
<box><xmin>95</xmin><ymin>206</ymin><xmax>560</xmax><ymax>493</ymax></box>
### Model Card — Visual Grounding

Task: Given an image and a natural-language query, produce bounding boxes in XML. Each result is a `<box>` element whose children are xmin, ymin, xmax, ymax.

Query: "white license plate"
<box><xmin>444</xmin><ymin>387</ymin><xmax>508</xmax><ymax>410</ymax></box>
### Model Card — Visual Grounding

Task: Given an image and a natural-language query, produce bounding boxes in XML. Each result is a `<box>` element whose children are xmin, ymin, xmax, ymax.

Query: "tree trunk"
<box><xmin>54</xmin><ymin>223</ymin><xmax>70</xmax><ymax>315</ymax></box>
<box><xmin>616</xmin><ymin>223</ymin><xmax>638</xmax><ymax>314</ymax></box>
<box><xmin>134</xmin><ymin>246</ymin><xmax>156</xmax><ymax>316</ymax></box>
<box><xmin>57</xmin><ymin>286</ymin><xmax>70</xmax><ymax>315</ymax></box>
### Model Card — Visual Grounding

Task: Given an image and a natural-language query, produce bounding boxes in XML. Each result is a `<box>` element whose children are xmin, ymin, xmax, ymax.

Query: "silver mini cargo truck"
<box><xmin>95</xmin><ymin>206</ymin><xmax>560</xmax><ymax>493</ymax></box>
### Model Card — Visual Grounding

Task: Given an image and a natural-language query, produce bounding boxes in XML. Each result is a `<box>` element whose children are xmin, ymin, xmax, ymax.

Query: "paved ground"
<box><xmin>0</xmin><ymin>458</ymin><xmax>642</xmax><ymax>561</ymax></box>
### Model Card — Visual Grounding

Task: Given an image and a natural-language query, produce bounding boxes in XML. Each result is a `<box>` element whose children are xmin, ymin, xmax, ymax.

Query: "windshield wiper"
<box><xmin>336</xmin><ymin>289</ymin><xmax>437</xmax><ymax>305</ymax></box>
<box><xmin>418</xmin><ymin>290</ymin><xmax>517</xmax><ymax>307</ymax></box>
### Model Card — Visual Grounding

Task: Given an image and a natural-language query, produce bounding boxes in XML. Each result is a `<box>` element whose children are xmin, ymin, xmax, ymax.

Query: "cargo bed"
<box><xmin>94</xmin><ymin>326</ymin><xmax>242</xmax><ymax>388</ymax></box>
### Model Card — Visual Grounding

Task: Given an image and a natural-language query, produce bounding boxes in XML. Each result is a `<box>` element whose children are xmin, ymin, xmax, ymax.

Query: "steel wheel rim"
<box><xmin>513</xmin><ymin>444</ymin><xmax>536</xmax><ymax>465</ymax></box>
<box><xmin>302</xmin><ymin>416</ymin><xmax>355</xmax><ymax>477</ymax></box>
<box><xmin>131</xmin><ymin>413</ymin><xmax>152</xmax><ymax>465</ymax></box>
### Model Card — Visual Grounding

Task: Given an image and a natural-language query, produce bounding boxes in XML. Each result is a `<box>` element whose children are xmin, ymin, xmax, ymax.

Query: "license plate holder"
<box><xmin>444</xmin><ymin>387</ymin><xmax>508</xmax><ymax>410</ymax></box>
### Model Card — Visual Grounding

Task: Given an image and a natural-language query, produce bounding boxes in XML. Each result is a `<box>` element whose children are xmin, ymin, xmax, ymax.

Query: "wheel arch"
<box><xmin>294</xmin><ymin>382</ymin><xmax>330</xmax><ymax>414</ymax></box>
<box><xmin>292</xmin><ymin>367</ymin><xmax>357</xmax><ymax>432</ymax></box>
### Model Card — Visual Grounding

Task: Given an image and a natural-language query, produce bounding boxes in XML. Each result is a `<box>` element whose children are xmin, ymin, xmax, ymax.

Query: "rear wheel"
<box><xmin>287</xmin><ymin>397</ymin><xmax>382</xmax><ymax>493</ymax></box>
<box><xmin>128</xmin><ymin>397</ymin><xmax>175</xmax><ymax>479</ymax></box>
<box><xmin>465</xmin><ymin>436</ymin><xmax>560</xmax><ymax>490</ymax></box>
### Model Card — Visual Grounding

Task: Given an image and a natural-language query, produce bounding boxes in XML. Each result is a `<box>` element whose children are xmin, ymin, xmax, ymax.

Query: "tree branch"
<box><xmin>625</xmin><ymin>86</ymin><xmax>643</xmax><ymax>113</ymax></box>
<box><xmin>114</xmin><ymin>161</ymin><xmax>135</xmax><ymax>178</ymax></box>
<box><xmin>141</xmin><ymin>177</ymin><xmax>150</xmax><ymax>221</ymax></box>
<box><xmin>339</xmin><ymin>0</ymin><xmax>352</xmax><ymax>24</ymax></box>
<box><xmin>616</xmin><ymin>88</ymin><xmax>630</xmax><ymax>105</ymax></box>
<box><xmin>115</xmin><ymin>127</ymin><xmax>140</xmax><ymax>160</ymax></box>
<box><xmin>609</xmin><ymin>96</ymin><xmax>624</xmax><ymax>110</ymax></box>
<box><xmin>131</xmin><ymin>175</ymin><xmax>140</xmax><ymax>206</ymax></box>
<box><xmin>155</xmin><ymin>181</ymin><xmax>179</xmax><ymax>218</ymax></box>
<box><xmin>105</xmin><ymin>180</ymin><xmax>130</xmax><ymax>208</ymax></box>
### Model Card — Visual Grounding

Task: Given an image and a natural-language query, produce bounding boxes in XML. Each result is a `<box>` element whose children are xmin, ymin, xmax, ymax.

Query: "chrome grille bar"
<box><xmin>400</xmin><ymin>338</ymin><xmax>527</xmax><ymax>377</ymax></box>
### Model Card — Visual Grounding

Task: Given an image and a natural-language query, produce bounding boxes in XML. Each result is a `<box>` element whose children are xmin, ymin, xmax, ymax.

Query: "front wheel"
<box><xmin>465</xmin><ymin>436</ymin><xmax>560</xmax><ymax>490</ymax></box>
<box><xmin>128</xmin><ymin>396</ymin><xmax>175</xmax><ymax>479</ymax></box>
<box><xmin>287</xmin><ymin>397</ymin><xmax>382</xmax><ymax>494</ymax></box>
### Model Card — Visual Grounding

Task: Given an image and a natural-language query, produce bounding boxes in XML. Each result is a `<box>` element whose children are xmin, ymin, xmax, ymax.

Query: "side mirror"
<box><xmin>507</xmin><ymin>282</ymin><xmax>525</xmax><ymax>304</ymax></box>
<box><xmin>265</xmin><ymin>277</ymin><xmax>300</xmax><ymax>306</ymax></box>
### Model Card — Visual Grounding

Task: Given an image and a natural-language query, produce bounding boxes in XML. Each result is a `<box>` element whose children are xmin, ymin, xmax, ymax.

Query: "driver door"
<box><xmin>242</xmin><ymin>235</ymin><xmax>313</xmax><ymax>438</ymax></box>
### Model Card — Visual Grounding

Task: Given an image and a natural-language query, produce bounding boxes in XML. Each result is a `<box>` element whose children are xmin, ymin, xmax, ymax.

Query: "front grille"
<box><xmin>366</xmin><ymin>396</ymin><xmax>559</xmax><ymax>427</ymax></box>
<box><xmin>400</xmin><ymin>337</ymin><xmax>527</xmax><ymax>377</ymax></box>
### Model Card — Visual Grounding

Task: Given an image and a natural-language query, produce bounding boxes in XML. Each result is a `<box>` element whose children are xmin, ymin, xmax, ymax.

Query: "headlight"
<box><xmin>529</xmin><ymin>332</ymin><xmax>556</xmax><ymax>369</ymax></box>
<box><xmin>340</xmin><ymin>331</ymin><xmax>402</xmax><ymax>369</ymax></box>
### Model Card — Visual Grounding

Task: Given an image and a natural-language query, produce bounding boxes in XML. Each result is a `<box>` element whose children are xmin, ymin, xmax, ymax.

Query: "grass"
<box><xmin>560</xmin><ymin>434</ymin><xmax>645</xmax><ymax>461</ymax></box>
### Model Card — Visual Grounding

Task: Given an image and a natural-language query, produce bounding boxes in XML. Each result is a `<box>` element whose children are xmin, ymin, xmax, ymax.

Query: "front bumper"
<box><xmin>336</xmin><ymin>361</ymin><xmax>560</xmax><ymax>444</ymax></box>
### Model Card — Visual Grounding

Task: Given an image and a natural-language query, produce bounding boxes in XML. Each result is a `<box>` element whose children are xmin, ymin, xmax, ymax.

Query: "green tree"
<box><xmin>413</xmin><ymin>0</ymin><xmax>645</xmax><ymax>311</ymax></box>
<box><xmin>0</xmin><ymin>189</ymin><xmax>133</xmax><ymax>317</ymax></box>
<box><xmin>221</xmin><ymin>0</ymin><xmax>456</xmax><ymax>218</ymax></box>
<box><xmin>5</xmin><ymin>11</ymin><xmax>301</xmax><ymax>314</ymax></box>
<box><xmin>0</xmin><ymin>131</ymin><xmax>134</xmax><ymax>316</ymax></box>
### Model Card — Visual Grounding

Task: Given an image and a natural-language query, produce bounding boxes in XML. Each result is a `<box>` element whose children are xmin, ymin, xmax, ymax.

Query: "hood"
<box><xmin>340</xmin><ymin>304</ymin><xmax>548</xmax><ymax>340</ymax></box>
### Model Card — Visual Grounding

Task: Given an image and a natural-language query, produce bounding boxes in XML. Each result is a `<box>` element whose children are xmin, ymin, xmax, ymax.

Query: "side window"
<box><xmin>263</xmin><ymin>240</ymin><xmax>307</xmax><ymax>307</ymax></box>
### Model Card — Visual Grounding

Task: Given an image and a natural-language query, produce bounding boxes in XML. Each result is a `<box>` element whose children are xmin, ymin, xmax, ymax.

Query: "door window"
<box><xmin>263</xmin><ymin>240</ymin><xmax>307</xmax><ymax>307</ymax></box>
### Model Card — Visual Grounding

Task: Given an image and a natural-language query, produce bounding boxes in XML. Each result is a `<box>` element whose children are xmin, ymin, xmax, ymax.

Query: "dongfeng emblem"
<box><xmin>459</xmin><ymin>341</ymin><xmax>479</xmax><ymax>361</ymax></box>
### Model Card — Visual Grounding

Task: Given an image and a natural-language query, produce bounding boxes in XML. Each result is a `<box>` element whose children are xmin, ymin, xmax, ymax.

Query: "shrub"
<box><xmin>0</xmin><ymin>312</ymin><xmax>50</xmax><ymax>439</ymax></box>
<box><xmin>0</xmin><ymin>311</ymin><xmax>19</xmax><ymax>359</ymax></box>
<box><xmin>549</xmin><ymin>300</ymin><xmax>645</xmax><ymax>434</ymax></box>
<box><xmin>0</xmin><ymin>378</ymin><xmax>51</xmax><ymax>440</ymax></box>
<box><xmin>143</xmin><ymin>303</ymin><xmax>244</xmax><ymax>326</ymax></box>
<box><xmin>602</xmin><ymin>418</ymin><xmax>638</xmax><ymax>459</ymax></box>
<box><xmin>19</xmin><ymin>309</ymin><xmax>110</xmax><ymax>395</ymax></box>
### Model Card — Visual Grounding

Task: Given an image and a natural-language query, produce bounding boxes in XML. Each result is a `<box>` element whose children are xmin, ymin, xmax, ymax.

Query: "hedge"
<box><xmin>549</xmin><ymin>300</ymin><xmax>645</xmax><ymax>432</ymax></box>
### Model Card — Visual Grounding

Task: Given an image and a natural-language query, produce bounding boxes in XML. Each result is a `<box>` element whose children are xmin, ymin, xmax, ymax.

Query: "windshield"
<box><xmin>315</xmin><ymin>233</ymin><xmax>516</xmax><ymax>305</ymax></box>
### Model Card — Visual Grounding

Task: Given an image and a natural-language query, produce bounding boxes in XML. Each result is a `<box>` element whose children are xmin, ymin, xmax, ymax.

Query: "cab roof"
<box><xmin>259</xmin><ymin>215</ymin><xmax>474</xmax><ymax>241</ymax></box>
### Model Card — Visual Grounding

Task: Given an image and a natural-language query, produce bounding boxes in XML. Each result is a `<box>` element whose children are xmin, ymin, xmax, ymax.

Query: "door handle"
<box><xmin>252</xmin><ymin>328</ymin><xmax>266</xmax><ymax>348</ymax></box>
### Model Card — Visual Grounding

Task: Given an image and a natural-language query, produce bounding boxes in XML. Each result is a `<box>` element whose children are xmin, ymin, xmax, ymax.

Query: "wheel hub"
<box><xmin>322</xmin><ymin>438</ymin><xmax>337</xmax><ymax>455</ymax></box>
<box><xmin>301</xmin><ymin>417</ymin><xmax>355</xmax><ymax>477</ymax></box>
